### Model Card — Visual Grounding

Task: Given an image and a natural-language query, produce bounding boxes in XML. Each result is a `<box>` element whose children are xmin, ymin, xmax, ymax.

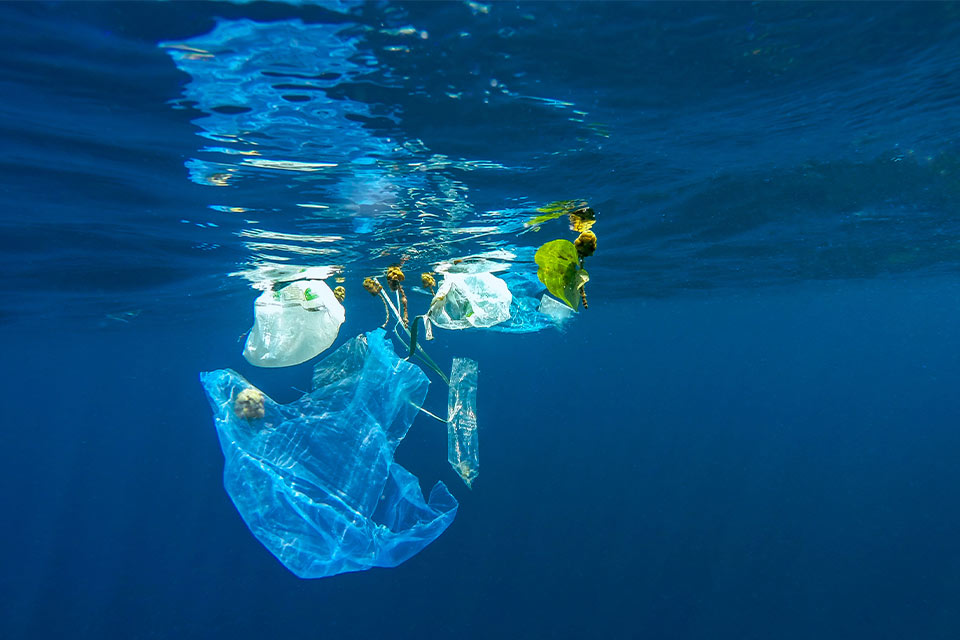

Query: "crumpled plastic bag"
<box><xmin>485</xmin><ymin>270</ymin><xmax>573</xmax><ymax>333</ymax></box>
<box><xmin>201</xmin><ymin>329</ymin><xmax>457</xmax><ymax>578</ymax></box>
<box><xmin>243</xmin><ymin>279</ymin><xmax>345</xmax><ymax>368</ymax></box>
<box><xmin>427</xmin><ymin>272</ymin><xmax>512</xmax><ymax>330</ymax></box>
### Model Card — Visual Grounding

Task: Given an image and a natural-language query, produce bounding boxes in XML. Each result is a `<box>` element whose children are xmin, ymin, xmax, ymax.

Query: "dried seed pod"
<box><xmin>386</xmin><ymin>265</ymin><xmax>405</xmax><ymax>291</ymax></box>
<box><xmin>362</xmin><ymin>277</ymin><xmax>382</xmax><ymax>295</ymax></box>
<box><xmin>575</xmin><ymin>230</ymin><xmax>597</xmax><ymax>258</ymax></box>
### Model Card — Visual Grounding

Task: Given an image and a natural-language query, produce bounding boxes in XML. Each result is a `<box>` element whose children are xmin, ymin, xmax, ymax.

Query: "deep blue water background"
<box><xmin>2</xmin><ymin>2</ymin><xmax>960</xmax><ymax>639</ymax></box>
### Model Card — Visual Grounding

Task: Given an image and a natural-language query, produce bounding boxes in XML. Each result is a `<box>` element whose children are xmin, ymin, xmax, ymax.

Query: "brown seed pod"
<box><xmin>385</xmin><ymin>267</ymin><xmax>409</xmax><ymax>327</ymax></box>
<box><xmin>362</xmin><ymin>277</ymin><xmax>390</xmax><ymax>326</ymax></box>
<box><xmin>575</xmin><ymin>230</ymin><xmax>597</xmax><ymax>258</ymax></box>
<box><xmin>386</xmin><ymin>265</ymin><xmax>405</xmax><ymax>291</ymax></box>
<box><xmin>362</xmin><ymin>277</ymin><xmax>382</xmax><ymax>295</ymax></box>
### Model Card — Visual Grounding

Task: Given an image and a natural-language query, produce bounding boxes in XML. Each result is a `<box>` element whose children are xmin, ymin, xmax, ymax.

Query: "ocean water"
<box><xmin>2</xmin><ymin>1</ymin><xmax>960</xmax><ymax>638</ymax></box>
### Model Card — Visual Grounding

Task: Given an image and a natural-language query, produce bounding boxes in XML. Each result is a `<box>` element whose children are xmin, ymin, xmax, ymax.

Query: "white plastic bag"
<box><xmin>243</xmin><ymin>279</ymin><xmax>345</xmax><ymax>367</ymax></box>
<box><xmin>427</xmin><ymin>272</ymin><xmax>512</xmax><ymax>330</ymax></box>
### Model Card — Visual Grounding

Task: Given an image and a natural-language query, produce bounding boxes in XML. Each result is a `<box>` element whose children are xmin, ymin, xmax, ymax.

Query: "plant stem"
<box><xmin>378</xmin><ymin>283</ymin><xmax>450</xmax><ymax>385</ymax></box>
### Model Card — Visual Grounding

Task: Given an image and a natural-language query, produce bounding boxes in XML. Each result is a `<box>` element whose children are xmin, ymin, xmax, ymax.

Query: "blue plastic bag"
<box><xmin>200</xmin><ymin>329</ymin><xmax>457</xmax><ymax>578</ymax></box>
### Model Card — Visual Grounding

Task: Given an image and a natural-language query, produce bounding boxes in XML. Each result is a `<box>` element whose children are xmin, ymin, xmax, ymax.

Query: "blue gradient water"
<box><xmin>2</xmin><ymin>2</ymin><xmax>959</xmax><ymax>639</ymax></box>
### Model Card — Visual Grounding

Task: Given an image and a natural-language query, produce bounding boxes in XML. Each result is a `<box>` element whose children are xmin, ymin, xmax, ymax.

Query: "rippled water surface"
<box><xmin>2</xmin><ymin>2</ymin><xmax>960</xmax><ymax>639</ymax></box>
<box><xmin>4</xmin><ymin>1</ymin><xmax>960</xmax><ymax>322</ymax></box>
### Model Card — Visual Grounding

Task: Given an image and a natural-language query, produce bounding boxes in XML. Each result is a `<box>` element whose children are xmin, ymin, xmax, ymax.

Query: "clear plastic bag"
<box><xmin>427</xmin><ymin>272</ymin><xmax>512</xmax><ymax>330</ymax></box>
<box><xmin>447</xmin><ymin>358</ymin><xmax>479</xmax><ymax>488</ymax></box>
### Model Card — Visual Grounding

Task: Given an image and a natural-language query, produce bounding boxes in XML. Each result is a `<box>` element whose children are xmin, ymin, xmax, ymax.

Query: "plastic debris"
<box><xmin>201</xmin><ymin>329</ymin><xmax>458</xmax><ymax>579</ymax></box>
<box><xmin>425</xmin><ymin>246</ymin><xmax>571</xmax><ymax>334</ymax></box>
<box><xmin>483</xmin><ymin>270</ymin><xmax>571</xmax><ymax>333</ymax></box>
<box><xmin>538</xmin><ymin>293</ymin><xmax>576</xmax><ymax>326</ymax></box>
<box><xmin>243</xmin><ymin>279</ymin><xmax>345</xmax><ymax>368</ymax></box>
<box><xmin>427</xmin><ymin>272</ymin><xmax>512</xmax><ymax>330</ymax></box>
<box><xmin>447</xmin><ymin>357</ymin><xmax>479</xmax><ymax>488</ymax></box>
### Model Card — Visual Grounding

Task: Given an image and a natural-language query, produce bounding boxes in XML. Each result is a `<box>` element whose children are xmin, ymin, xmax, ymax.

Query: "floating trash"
<box><xmin>243</xmin><ymin>279</ymin><xmax>345</xmax><ymax>368</ymax></box>
<box><xmin>428</xmin><ymin>272</ymin><xmax>512</xmax><ymax>330</ymax></box>
<box><xmin>201</xmin><ymin>329</ymin><xmax>457</xmax><ymax>579</ymax></box>
<box><xmin>447</xmin><ymin>357</ymin><xmax>479</xmax><ymax>488</ymax></box>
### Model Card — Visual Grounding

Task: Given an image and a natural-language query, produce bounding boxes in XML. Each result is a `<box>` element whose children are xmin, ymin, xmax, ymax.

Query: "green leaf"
<box><xmin>535</xmin><ymin>239</ymin><xmax>585</xmax><ymax>310</ymax></box>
